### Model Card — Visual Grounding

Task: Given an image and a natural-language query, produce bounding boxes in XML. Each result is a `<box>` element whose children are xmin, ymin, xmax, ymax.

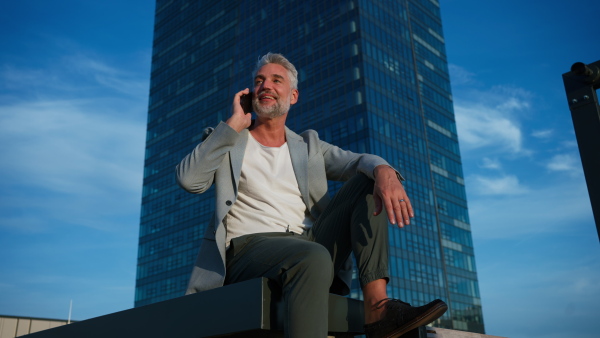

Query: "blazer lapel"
<box><xmin>286</xmin><ymin>127</ymin><xmax>310</xmax><ymax>209</ymax></box>
<box><xmin>229</xmin><ymin>128</ymin><xmax>249</xmax><ymax>193</ymax></box>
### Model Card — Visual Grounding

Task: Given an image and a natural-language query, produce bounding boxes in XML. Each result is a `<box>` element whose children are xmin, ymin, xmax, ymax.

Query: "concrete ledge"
<box><xmin>426</xmin><ymin>327</ymin><xmax>507</xmax><ymax>338</ymax></box>
<box><xmin>21</xmin><ymin>278</ymin><xmax>365</xmax><ymax>337</ymax></box>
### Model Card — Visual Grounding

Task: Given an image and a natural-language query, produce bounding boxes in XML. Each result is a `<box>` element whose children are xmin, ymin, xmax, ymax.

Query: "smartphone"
<box><xmin>240</xmin><ymin>92</ymin><xmax>253</xmax><ymax>114</ymax></box>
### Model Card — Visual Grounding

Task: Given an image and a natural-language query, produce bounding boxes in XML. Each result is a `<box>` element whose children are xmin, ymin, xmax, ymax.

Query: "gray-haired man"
<box><xmin>177</xmin><ymin>53</ymin><xmax>447</xmax><ymax>338</ymax></box>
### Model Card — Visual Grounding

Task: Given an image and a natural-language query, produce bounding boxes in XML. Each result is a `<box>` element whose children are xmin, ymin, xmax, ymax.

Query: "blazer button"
<box><xmin>226</xmin><ymin>200</ymin><xmax>232</xmax><ymax>206</ymax></box>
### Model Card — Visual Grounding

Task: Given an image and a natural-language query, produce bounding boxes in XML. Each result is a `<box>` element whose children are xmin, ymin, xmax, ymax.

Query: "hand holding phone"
<box><xmin>227</xmin><ymin>89</ymin><xmax>252</xmax><ymax>132</ymax></box>
<box><xmin>240</xmin><ymin>92</ymin><xmax>253</xmax><ymax>114</ymax></box>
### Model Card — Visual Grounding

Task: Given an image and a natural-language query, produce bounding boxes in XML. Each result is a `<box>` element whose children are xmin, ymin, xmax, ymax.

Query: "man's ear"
<box><xmin>290</xmin><ymin>89</ymin><xmax>299</xmax><ymax>105</ymax></box>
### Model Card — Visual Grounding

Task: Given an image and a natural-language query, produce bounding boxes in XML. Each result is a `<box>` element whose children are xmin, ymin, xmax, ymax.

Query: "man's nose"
<box><xmin>259</xmin><ymin>79</ymin><xmax>273</xmax><ymax>90</ymax></box>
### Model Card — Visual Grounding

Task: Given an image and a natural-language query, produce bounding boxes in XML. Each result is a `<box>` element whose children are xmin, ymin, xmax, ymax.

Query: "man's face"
<box><xmin>252</xmin><ymin>63</ymin><xmax>298</xmax><ymax>119</ymax></box>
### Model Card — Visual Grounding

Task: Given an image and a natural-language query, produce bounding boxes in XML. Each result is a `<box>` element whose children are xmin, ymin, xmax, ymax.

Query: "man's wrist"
<box><xmin>225</xmin><ymin>116</ymin><xmax>248</xmax><ymax>133</ymax></box>
<box><xmin>374</xmin><ymin>165</ymin><xmax>403</xmax><ymax>182</ymax></box>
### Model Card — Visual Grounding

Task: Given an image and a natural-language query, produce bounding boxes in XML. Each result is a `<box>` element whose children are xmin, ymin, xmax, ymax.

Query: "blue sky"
<box><xmin>0</xmin><ymin>1</ymin><xmax>598</xmax><ymax>338</ymax></box>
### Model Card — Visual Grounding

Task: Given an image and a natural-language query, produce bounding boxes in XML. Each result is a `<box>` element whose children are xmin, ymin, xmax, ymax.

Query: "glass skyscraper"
<box><xmin>136</xmin><ymin>0</ymin><xmax>484</xmax><ymax>333</ymax></box>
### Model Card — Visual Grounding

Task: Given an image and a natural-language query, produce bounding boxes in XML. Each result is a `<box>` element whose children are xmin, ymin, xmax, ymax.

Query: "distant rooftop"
<box><xmin>0</xmin><ymin>315</ymin><xmax>75</xmax><ymax>338</ymax></box>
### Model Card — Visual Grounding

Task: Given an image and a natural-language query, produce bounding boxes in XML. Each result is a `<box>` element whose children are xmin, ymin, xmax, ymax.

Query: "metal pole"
<box><xmin>562</xmin><ymin>60</ymin><xmax>600</xmax><ymax>241</ymax></box>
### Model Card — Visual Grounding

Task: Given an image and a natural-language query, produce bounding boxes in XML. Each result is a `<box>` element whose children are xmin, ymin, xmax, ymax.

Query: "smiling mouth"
<box><xmin>258</xmin><ymin>92</ymin><xmax>277</xmax><ymax>101</ymax></box>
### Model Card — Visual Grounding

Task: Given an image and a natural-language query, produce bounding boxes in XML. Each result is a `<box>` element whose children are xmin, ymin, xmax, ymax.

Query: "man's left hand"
<box><xmin>372</xmin><ymin>165</ymin><xmax>414</xmax><ymax>227</ymax></box>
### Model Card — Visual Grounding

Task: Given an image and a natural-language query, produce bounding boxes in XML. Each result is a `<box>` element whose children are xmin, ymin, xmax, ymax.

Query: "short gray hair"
<box><xmin>252</xmin><ymin>52</ymin><xmax>298</xmax><ymax>89</ymax></box>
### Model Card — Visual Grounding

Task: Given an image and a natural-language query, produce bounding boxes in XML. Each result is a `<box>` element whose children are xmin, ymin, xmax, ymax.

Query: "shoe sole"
<box><xmin>384</xmin><ymin>301</ymin><xmax>448</xmax><ymax>338</ymax></box>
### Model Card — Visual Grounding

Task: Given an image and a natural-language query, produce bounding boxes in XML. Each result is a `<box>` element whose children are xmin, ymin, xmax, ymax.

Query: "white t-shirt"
<box><xmin>225</xmin><ymin>132</ymin><xmax>314</xmax><ymax>247</ymax></box>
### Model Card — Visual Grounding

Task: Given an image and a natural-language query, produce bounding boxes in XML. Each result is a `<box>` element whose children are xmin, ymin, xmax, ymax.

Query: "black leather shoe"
<box><xmin>363</xmin><ymin>298</ymin><xmax>448</xmax><ymax>338</ymax></box>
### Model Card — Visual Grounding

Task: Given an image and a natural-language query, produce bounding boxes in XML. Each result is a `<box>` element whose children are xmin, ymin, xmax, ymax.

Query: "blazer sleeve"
<box><xmin>176</xmin><ymin>121</ymin><xmax>241</xmax><ymax>194</ymax></box>
<box><xmin>318</xmin><ymin>138</ymin><xmax>405</xmax><ymax>182</ymax></box>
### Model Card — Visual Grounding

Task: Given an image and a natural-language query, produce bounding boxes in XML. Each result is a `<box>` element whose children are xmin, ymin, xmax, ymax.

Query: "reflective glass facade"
<box><xmin>137</xmin><ymin>0</ymin><xmax>484</xmax><ymax>333</ymax></box>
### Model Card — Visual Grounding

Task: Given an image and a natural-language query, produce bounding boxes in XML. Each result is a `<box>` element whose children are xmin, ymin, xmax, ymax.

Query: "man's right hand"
<box><xmin>226</xmin><ymin>88</ymin><xmax>252</xmax><ymax>133</ymax></box>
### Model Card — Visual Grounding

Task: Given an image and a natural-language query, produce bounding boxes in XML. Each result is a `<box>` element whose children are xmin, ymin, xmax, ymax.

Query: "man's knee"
<box><xmin>343</xmin><ymin>173</ymin><xmax>375</xmax><ymax>195</ymax></box>
<box><xmin>304</xmin><ymin>243</ymin><xmax>333</xmax><ymax>269</ymax></box>
<box><xmin>353</xmin><ymin>172</ymin><xmax>373</xmax><ymax>184</ymax></box>
<box><xmin>287</xmin><ymin>242</ymin><xmax>333</xmax><ymax>282</ymax></box>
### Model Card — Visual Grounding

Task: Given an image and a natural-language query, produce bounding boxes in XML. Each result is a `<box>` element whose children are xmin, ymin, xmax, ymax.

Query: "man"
<box><xmin>177</xmin><ymin>53</ymin><xmax>447</xmax><ymax>338</ymax></box>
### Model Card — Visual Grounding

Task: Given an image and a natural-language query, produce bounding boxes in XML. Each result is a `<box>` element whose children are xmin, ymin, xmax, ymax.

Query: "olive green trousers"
<box><xmin>225</xmin><ymin>174</ymin><xmax>390</xmax><ymax>338</ymax></box>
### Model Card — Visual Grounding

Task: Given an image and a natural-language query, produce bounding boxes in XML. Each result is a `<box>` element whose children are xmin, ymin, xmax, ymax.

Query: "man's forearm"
<box><xmin>176</xmin><ymin>122</ymin><xmax>240</xmax><ymax>194</ymax></box>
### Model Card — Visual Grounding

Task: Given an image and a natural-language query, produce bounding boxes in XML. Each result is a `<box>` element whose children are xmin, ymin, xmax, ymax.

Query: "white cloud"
<box><xmin>0</xmin><ymin>54</ymin><xmax>148</xmax><ymax>233</ymax></box>
<box><xmin>453</xmin><ymin>83</ymin><xmax>534</xmax><ymax>156</ymax></box>
<box><xmin>467</xmin><ymin>177</ymin><xmax>592</xmax><ymax>240</ymax></box>
<box><xmin>1</xmin><ymin>54</ymin><xmax>148</xmax><ymax>98</ymax></box>
<box><xmin>469</xmin><ymin>174</ymin><xmax>528</xmax><ymax>195</ymax></box>
<box><xmin>480</xmin><ymin>157</ymin><xmax>501</xmax><ymax>170</ymax></box>
<box><xmin>531</xmin><ymin>129</ymin><xmax>554</xmax><ymax>138</ymax></box>
<box><xmin>66</xmin><ymin>54</ymin><xmax>149</xmax><ymax>97</ymax></box>
<box><xmin>1</xmin><ymin>65</ymin><xmax>79</xmax><ymax>94</ymax></box>
<box><xmin>0</xmin><ymin>98</ymin><xmax>144</xmax><ymax>195</ymax></box>
<box><xmin>449</xmin><ymin>64</ymin><xmax>477</xmax><ymax>86</ymax></box>
<box><xmin>455</xmin><ymin>103</ymin><xmax>523</xmax><ymax>153</ymax></box>
<box><xmin>561</xmin><ymin>140</ymin><xmax>578</xmax><ymax>149</ymax></box>
<box><xmin>547</xmin><ymin>154</ymin><xmax>581</xmax><ymax>174</ymax></box>
<box><xmin>496</xmin><ymin>94</ymin><xmax>530</xmax><ymax>111</ymax></box>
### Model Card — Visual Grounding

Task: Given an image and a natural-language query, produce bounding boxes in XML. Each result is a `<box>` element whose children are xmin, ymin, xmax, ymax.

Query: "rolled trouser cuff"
<box><xmin>360</xmin><ymin>267</ymin><xmax>390</xmax><ymax>288</ymax></box>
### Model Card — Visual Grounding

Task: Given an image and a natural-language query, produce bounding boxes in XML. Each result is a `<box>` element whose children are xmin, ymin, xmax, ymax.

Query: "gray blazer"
<box><xmin>176</xmin><ymin>121</ymin><xmax>401</xmax><ymax>295</ymax></box>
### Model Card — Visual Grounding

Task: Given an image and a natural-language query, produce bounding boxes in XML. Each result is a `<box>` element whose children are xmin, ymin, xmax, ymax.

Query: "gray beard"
<box><xmin>253</xmin><ymin>96</ymin><xmax>290</xmax><ymax>119</ymax></box>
